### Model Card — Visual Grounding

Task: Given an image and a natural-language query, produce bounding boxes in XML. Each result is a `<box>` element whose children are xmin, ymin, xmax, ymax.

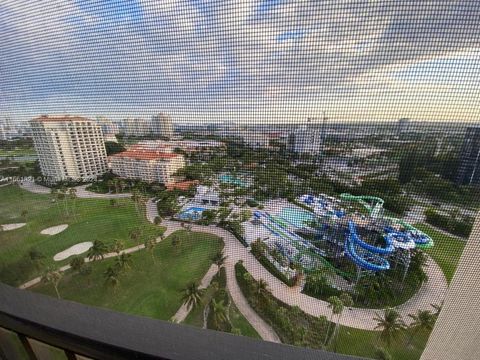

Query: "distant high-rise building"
<box><xmin>96</xmin><ymin>116</ymin><xmax>119</xmax><ymax>136</ymax></box>
<box><xmin>30</xmin><ymin>115</ymin><xmax>108</xmax><ymax>183</ymax></box>
<box><xmin>0</xmin><ymin>124</ymin><xmax>6</xmax><ymax>141</ymax></box>
<box><xmin>397</xmin><ymin>118</ymin><xmax>410</xmax><ymax>133</ymax></box>
<box><xmin>287</xmin><ymin>118</ymin><xmax>322</xmax><ymax>155</ymax></box>
<box><xmin>151</xmin><ymin>113</ymin><xmax>174</xmax><ymax>139</ymax></box>
<box><xmin>456</xmin><ymin>126</ymin><xmax>480</xmax><ymax>186</ymax></box>
<box><xmin>121</xmin><ymin>118</ymin><xmax>150</xmax><ymax>137</ymax></box>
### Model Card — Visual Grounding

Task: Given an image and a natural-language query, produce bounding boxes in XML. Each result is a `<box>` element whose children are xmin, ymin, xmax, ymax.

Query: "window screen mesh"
<box><xmin>0</xmin><ymin>1</ymin><xmax>479</xmax><ymax>359</ymax></box>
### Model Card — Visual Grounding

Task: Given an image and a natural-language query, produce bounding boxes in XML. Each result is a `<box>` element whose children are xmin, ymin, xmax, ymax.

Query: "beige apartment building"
<box><xmin>30</xmin><ymin>115</ymin><xmax>108</xmax><ymax>183</ymax></box>
<box><xmin>109</xmin><ymin>149</ymin><xmax>185</xmax><ymax>184</ymax></box>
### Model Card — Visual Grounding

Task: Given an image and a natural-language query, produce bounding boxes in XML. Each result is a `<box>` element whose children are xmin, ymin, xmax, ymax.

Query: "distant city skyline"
<box><xmin>2</xmin><ymin>1</ymin><xmax>480</xmax><ymax>123</ymax></box>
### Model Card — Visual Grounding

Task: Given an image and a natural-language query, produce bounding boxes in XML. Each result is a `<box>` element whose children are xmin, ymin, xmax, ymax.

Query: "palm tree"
<box><xmin>325</xmin><ymin>296</ymin><xmax>344</xmax><ymax>346</ymax></box>
<box><xmin>104</xmin><ymin>266</ymin><xmax>120</xmax><ymax>291</ymax></box>
<box><xmin>68</xmin><ymin>187</ymin><xmax>77</xmax><ymax>218</ymax></box>
<box><xmin>58</xmin><ymin>185</ymin><xmax>69</xmax><ymax>217</ymax></box>
<box><xmin>69</xmin><ymin>256</ymin><xmax>85</xmax><ymax>273</ymax></box>
<box><xmin>87</xmin><ymin>240</ymin><xmax>108</xmax><ymax>261</ymax></box>
<box><xmin>181</xmin><ymin>282</ymin><xmax>205</xmax><ymax>310</ymax></box>
<box><xmin>115</xmin><ymin>253</ymin><xmax>132</xmax><ymax>273</ymax></box>
<box><xmin>110</xmin><ymin>198</ymin><xmax>118</xmax><ymax>207</ymax></box>
<box><xmin>332</xmin><ymin>293</ymin><xmax>354</xmax><ymax>349</ymax></box>
<box><xmin>211</xmin><ymin>250</ymin><xmax>227</xmax><ymax>270</ymax></box>
<box><xmin>42</xmin><ymin>269</ymin><xmax>63</xmax><ymax>299</ymax></box>
<box><xmin>21</xmin><ymin>209</ymin><xmax>28</xmax><ymax>220</ymax></box>
<box><xmin>144</xmin><ymin>238</ymin><xmax>157</xmax><ymax>263</ymax></box>
<box><xmin>407</xmin><ymin>310</ymin><xmax>435</xmax><ymax>345</ymax></box>
<box><xmin>254</xmin><ymin>279</ymin><xmax>269</xmax><ymax>297</ymax></box>
<box><xmin>373</xmin><ymin>307</ymin><xmax>406</xmax><ymax>346</ymax></box>
<box><xmin>210</xmin><ymin>299</ymin><xmax>228</xmax><ymax>330</ymax></box>
<box><xmin>171</xmin><ymin>235</ymin><xmax>182</xmax><ymax>254</ymax></box>
<box><xmin>129</xmin><ymin>227</ymin><xmax>142</xmax><ymax>245</ymax></box>
<box><xmin>111</xmin><ymin>239</ymin><xmax>125</xmax><ymax>255</ymax></box>
<box><xmin>79</xmin><ymin>264</ymin><xmax>93</xmax><ymax>285</ymax></box>
<box><xmin>29</xmin><ymin>249</ymin><xmax>45</xmax><ymax>270</ymax></box>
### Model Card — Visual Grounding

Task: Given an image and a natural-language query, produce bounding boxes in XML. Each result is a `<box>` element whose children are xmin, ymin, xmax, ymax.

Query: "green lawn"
<box><xmin>0</xmin><ymin>147</ymin><xmax>36</xmax><ymax>157</ymax></box>
<box><xmin>415</xmin><ymin>223</ymin><xmax>466</xmax><ymax>284</ymax></box>
<box><xmin>32</xmin><ymin>230</ymin><xmax>223</xmax><ymax>321</ymax></box>
<box><xmin>333</xmin><ymin>325</ymin><xmax>430</xmax><ymax>360</ymax></box>
<box><xmin>0</xmin><ymin>185</ymin><xmax>164</xmax><ymax>286</ymax></box>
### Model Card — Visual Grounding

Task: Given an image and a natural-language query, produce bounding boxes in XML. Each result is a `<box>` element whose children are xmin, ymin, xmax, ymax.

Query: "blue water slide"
<box><xmin>345</xmin><ymin>221</ymin><xmax>390</xmax><ymax>271</ymax></box>
<box><xmin>347</xmin><ymin>222</ymin><xmax>394</xmax><ymax>255</ymax></box>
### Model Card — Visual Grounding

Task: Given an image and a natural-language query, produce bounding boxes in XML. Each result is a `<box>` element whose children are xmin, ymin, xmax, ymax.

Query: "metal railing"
<box><xmin>0</xmin><ymin>283</ymin><xmax>359</xmax><ymax>360</ymax></box>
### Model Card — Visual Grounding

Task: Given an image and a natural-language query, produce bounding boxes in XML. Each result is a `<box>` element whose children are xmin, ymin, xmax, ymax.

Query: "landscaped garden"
<box><xmin>32</xmin><ymin>230</ymin><xmax>223</xmax><ymax>321</ymax></box>
<box><xmin>235</xmin><ymin>261</ymin><xmax>439</xmax><ymax>360</ymax></box>
<box><xmin>0</xmin><ymin>185</ymin><xmax>164</xmax><ymax>286</ymax></box>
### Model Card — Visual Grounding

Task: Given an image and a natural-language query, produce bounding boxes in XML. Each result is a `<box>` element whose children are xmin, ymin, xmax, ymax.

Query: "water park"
<box><xmin>243</xmin><ymin>193</ymin><xmax>434</xmax><ymax>285</ymax></box>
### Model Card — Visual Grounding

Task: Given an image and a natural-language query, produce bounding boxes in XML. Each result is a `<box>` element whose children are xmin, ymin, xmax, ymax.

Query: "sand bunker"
<box><xmin>41</xmin><ymin>224</ymin><xmax>68</xmax><ymax>235</ymax></box>
<box><xmin>1</xmin><ymin>223</ymin><xmax>26</xmax><ymax>231</ymax></box>
<box><xmin>53</xmin><ymin>242</ymin><xmax>93</xmax><ymax>261</ymax></box>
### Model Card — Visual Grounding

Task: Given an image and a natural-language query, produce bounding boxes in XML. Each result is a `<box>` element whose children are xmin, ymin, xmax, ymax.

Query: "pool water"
<box><xmin>279</xmin><ymin>207</ymin><xmax>315</xmax><ymax>228</ymax></box>
<box><xmin>178</xmin><ymin>207</ymin><xmax>206</xmax><ymax>220</ymax></box>
<box><xmin>219</xmin><ymin>174</ymin><xmax>246</xmax><ymax>187</ymax></box>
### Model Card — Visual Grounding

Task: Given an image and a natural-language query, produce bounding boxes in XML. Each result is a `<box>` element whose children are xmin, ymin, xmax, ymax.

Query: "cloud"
<box><xmin>1</xmin><ymin>0</ymin><xmax>480</xmax><ymax>122</ymax></box>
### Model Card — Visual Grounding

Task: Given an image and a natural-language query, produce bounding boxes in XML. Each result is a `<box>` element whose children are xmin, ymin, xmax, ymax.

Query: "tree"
<box><xmin>181</xmin><ymin>282</ymin><xmax>205</xmax><ymax>310</ymax></box>
<box><xmin>407</xmin><ymin>309</ymin><xmax>435</xmax><ymax>345</ymax></box>
<box><xmin>325</xmin><ymin>296</ymin><xmax>344</xmax><ymax>346</ymax></box>
<box><xmin>171</xmin><ymin>235</ymin><xmax>182</xmax><ymax>254</ymax></box>
<box><xmin>144</xmin><ymin>238</ymin><xmax>157</xmax><ymax>262</ymax></box>
<box><xmin>105</xmin><ymin>141</ymin><xmax>126</xmax><ymax>156</ymax></box>
<box><xmin>129</xmin><ymin>227</ymin><xmax>142</xmax><ymax>245</ymax></box>
<box><xmin>254</xmin><ymin>279</ymin><xmax>269</xmax><ymax>297</ymax></box>
<box><xmin>104</xmin><ymin>266</ymin><xmax>120</xmax><ymax>291</ymax></box>
<box><xmin>211</xmin><ymin>250</ymin><xmax>227</xmax><ymax>270</ymax></box>
<box><xmin>114</xmin><ymin>253</ymin><xmax>132</xmax><ymax>273</ymax></box>
<box><xmin>110</xmin><ymin>198</ymin><xmax>118</xmax><ymax>207</ymax></box>
<box><xmin>111</xmin><ymin>239</ymin><xmax>125</xmax><ymax>255</ymax></box>
<box><xmin>154</xmin><ymin>216</ymin><xmax>162</xmax><ymax>225</ymax></box>
<box><xmin>68</xmin><ymin>187</ymin><xmax>77</xmax><ymax>218</ymax></box>
<box><xmin>69</xmin><ymin>256</ymin><xmax>85</xmax><ymax>272</ymax></box>
<box><xmin>21</xmin><ymin>209</ymin><xmax>28</xmax><ymax>220</ymax></box>
<box><xmin>210</xmin><ymin>299</ymin><xmax>228</xmax><ymax>330</ymax></box>
<box><xmin>42</xmin><ymin>269</ymin><xmax>63</xmax><ymax>299</ymax></box>
<box><xmin>29</xmin><ymin>249</ymin><xmax>45</xmax><ymax>270</ymax></box>
<box><xmin>79</xmin><ymin>264</ymin><xmax>93</xmax><ymax>285</ymax></box>
<box><xmin>87</xmin><ymin>240</ymin><xmax>108</xmax><ymax>261</ymax></box>
<box><xmin>373</xmin><ymin>307</ymin><xmax>406</xmax><ymax>346</ymax></box>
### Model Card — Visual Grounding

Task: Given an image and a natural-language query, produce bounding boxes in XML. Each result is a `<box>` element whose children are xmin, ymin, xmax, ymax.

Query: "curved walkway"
<box><xmin>18</xmin><ymin>188</ymin><xmax>448</xmax><ymax>335</ymax></box>
<box><xmin>160</xmin><ymin>220</ymin><xmax>448</xmax><ymax>331</ymax></box>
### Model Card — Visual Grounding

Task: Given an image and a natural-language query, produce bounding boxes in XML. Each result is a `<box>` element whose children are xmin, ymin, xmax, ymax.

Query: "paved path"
<box><xmin>19</xmin><ymin>181</ymin><xmax>131</xmax><ymax>199</ymax></box>
<box><xmin>160</xmin><ymin>220</ymin><xmax>448</xmax><ymax>331</ymax></box>
<box><xmin>18</xmin><ymin>190</ymin><xmax>448</xmax><ymax>335</ymax></box>
<box><xmin>171</xmin><ymin>264</ymin><xmax>218</xmax><ymax>323</ymax></box>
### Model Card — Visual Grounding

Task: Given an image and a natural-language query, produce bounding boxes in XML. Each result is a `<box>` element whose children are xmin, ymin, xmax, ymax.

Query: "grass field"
<box><xmin>416</xmin><ymin>223</ymin><xmax>466</xmax><ymax>284</ymax></box>
<box><xmin>0</xmin><ymin>185</ymin><xmax>164</xmax><ymax>286</ymax></box>
<box><xmin>0</xmin><ymin>147</ymin><xmax>36</xmax><ymax>157</ymax></box>
<box><xmin>333</xmin><ymin>325</ymin><xmax>430</xmax><ymax>360</ymax></box>
<box><xmin>32</xmin><ymin>230</ymin><xmax>223</xmax><ymax>321</ymax></box>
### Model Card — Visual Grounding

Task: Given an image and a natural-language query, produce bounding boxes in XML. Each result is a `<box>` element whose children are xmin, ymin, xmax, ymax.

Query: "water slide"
<box><xmin>345</xmin><ymin>221</ymin><xmax>390</xmax><ymax>271</ymax></box>
<box><xmin>340</xmin><ymin>193</ymin><xmax>434</xmax><ymax>249</ymax></box>
<box><xmin>254</xmin><ymin>211</ymin><xmax>355</xmax><ymax>278</ymax></box>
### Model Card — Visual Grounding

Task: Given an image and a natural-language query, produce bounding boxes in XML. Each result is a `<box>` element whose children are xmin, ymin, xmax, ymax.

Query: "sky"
<box><xmin>1</xmin><ymin>0</ymin><xmax>480</xmax><ymax>124</ymax></box>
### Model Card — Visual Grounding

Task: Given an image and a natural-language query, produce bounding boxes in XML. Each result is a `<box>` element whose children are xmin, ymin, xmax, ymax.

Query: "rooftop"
<box><xmin>110</xmin><ymin>149</ymin><xmax>180</xmax><ymax>160</ymax></box>
<box><xmin>32</xmin><ymin>115</ymin><xmax>94</xmax><ymax>123</ymax></box>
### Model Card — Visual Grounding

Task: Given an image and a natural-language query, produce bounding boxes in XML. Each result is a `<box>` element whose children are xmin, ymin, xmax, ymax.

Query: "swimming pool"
<box><xmin>177</xmin><ymin>207</ymin><xmax>206</xmax><ymax>221</ymax></box>
<box><xmin>219</xmin><ymin>174</ymin><xmax>246</xmax><ymax>187</ymax></box>
<box><xmin>279</xmin><ymin>207</ymin><xmax>315</xmax><ymax>228</ymax></box>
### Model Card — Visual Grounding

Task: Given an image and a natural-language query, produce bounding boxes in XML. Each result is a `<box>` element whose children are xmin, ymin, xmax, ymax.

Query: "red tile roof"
<box><xmin>111</xmin><ymin>149</ymin><xmax>179</xmax><ymax>160</ymax></box>
<box><xmin>32</xmin><ymin>115</ymin><xmax>93</xmax><ymax>122</ymax></box>
<box><xmin>165</xmin><ymin>180</ymin><xmax>199</xmax><ymax>191</ymax></box>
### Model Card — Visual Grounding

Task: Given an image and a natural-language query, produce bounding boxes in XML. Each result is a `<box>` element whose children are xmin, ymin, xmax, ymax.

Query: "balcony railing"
<box><xmin>0</xmin><ymin>283</ymin><xmax>358</xmax><ymax>360</ymax></box>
